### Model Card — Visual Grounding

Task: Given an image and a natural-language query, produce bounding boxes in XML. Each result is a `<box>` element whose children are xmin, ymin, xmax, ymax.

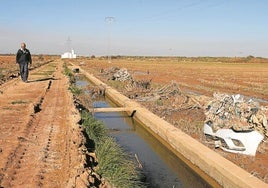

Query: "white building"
<box><xmin>61</xmin><ymin>49</ymin><xmax>77</xmax><ymax>59</ymax></box>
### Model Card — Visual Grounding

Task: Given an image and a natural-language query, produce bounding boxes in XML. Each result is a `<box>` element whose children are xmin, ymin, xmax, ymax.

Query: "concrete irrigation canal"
<box><xmin>76</xmin><ymin>77</ymin><xmax>213</xmax><ymax>187</ymax></box>
<box><xmin>72</xmin><ymin>64</ymin><xmax>267</xmax><ymax>188</ymax></box>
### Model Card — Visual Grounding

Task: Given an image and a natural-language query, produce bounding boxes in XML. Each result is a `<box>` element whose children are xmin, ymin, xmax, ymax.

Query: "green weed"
<box><xmin>155</xmin><ymin>99</ymin><xmax>163</xmax><ymax>106</ymax></box>
<box><xmin>31</xmin><ymin>70</ymin><xmax>54</xmax><ymax>76</ymax></box>
<box><xmin>63</xmin><ymin>63</ymin><xmax>75</xmax><ymax>83</ymax></box>
<box><xmin>11</xmin><ymin>100</ymin><xmax>27</xmax><ymax>105</ymax></box>
<box><xmin>81</xmin><ymin>111</ymin><xmax>107</xmax><ymax>142</ymax></box>
<box><xmin>81</xmin><ymin>111</ymin><xmax>145</xmax><ymax>188</ymax></box>
<box><xmin>96</xmin><ymin>137</ymin><xmax>144</xmax><ymax>188</ymax></box>
<box><xmin>68</xmin><ymin>85</ymin><xmax>82</xmax><ymax>95</ymax></box>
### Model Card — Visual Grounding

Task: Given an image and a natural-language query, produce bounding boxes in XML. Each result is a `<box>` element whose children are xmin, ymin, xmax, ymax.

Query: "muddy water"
<box><xmin>93</xmin><ymin>100</ymin><xmax>211</xmax><ymax>188</ymax></box>
<box><xmin>76</xmin><ymin>77</ymin><xmax>212</xmax><ymax>188</ymax></box>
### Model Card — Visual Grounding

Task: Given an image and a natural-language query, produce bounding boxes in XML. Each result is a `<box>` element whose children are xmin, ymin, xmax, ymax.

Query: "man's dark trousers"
<box><xmin>19</xmin><ymin>62</ymin><xmax>29</xmax><ymax>82</ymax></box>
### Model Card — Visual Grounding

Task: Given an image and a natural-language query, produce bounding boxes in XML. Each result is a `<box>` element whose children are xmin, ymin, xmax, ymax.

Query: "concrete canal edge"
<box><xmin>73</xmin><ymin>65</ymin><xmax>267</xmax><ymax>188</ymax></box>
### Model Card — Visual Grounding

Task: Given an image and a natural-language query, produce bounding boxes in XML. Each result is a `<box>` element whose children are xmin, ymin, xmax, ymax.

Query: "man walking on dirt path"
<box><xmin>16</xmin><ymin>42</ymin><xmax>32</xmax><ymax>83</ymax></box>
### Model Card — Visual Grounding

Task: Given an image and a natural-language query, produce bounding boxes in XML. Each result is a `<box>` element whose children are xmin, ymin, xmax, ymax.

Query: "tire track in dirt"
<box><xmin>0</xmin><ymin>61</ymin><xmax>89</xmax><ymax>187</ymax></box>
<box><xmin>0</xmin><ymin>64</ymin><xmax>53</xmax><ymax>186</ymax></box>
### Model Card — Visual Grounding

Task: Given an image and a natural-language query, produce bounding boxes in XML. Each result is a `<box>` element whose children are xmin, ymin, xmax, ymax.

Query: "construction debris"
<box><xmin>205</xmin><ymin>93</ymin><xmax>268</xmax><ymax>139</ymax></box>
<box><xmin>102</xmin><ymin>67</ymin><xmax>132</xmax><ymax>82</ymax></box>
<box><xmin>125</xmin><ymin>79</ymin><xmax>152</xmax><ymax>91</ymax></box>
<box><xmin>133</xmin><ymin>81</ymin><xmax>181</xmax><ymax>102</ymax></box>
<box><xmin>112</xmin><ymin>68</ymin><xmax>132</xmax><ymax>81</ymax></box>
<box><xmin>204</xmin><ymin>122</ymin><xmax>264</xmax><ymax>156</ymax></box>
<box><xmin>102</xmin><ymin>68</ymin><xmax>198</xmax><ymax>113</ymax></box>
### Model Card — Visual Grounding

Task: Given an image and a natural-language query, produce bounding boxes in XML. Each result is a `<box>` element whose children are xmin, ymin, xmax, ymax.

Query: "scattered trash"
<box><xmin>102</xmin><ymin>68</ymin><xmax>200</xmax><ymax>116</ymax></box>
<box><xmin>133</xmin><ymin>81</ymin><xmax>181</xmax><ymax>102</ymax></box>
<box><xmin>102</xmin><ymin>67</ymin><xmax>132</xmax><ymax>82</ymax></box>
<box><xmin>204</xmin><ymin>123</ymin><xmax>264</xmax><ymax>156</ymax></box>
<box><xmin>204</xmin><ymin>92</ymin><xmax>268</xmax><ymax>155</ymax></box>
<box><xmin>112</xmin><ymin>68</ymin><xmax>132</xmax><ymax>81</ymax></box>
<box><xmin>205</xmin><ymin>93</ymin><xmax>268</xmax><ymax>136</ymax></box>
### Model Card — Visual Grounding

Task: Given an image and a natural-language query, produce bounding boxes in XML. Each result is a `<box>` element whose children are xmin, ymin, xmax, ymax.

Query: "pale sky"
<box><xmin>0</xmin><ymin>0</ymin><xmax>267</xmax><ymax>57</ymax></box>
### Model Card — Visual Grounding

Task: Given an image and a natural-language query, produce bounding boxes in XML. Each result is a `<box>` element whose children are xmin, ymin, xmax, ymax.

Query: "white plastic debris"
<box><xmin>204</xmin><ymin>123</ymin><xmax>264</xmax><ymax>156</ymax></box>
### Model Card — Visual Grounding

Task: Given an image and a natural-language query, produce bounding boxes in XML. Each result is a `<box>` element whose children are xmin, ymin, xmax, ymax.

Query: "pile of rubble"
<box><xmin>125</xmin><ymin>79</ymin><xmax>152</xmax><ymax>91</ymax></box>
<box><xmin>102</xmin><ymin>67</ymin><xmax>132</xmax><ymax>82</ymax></box>
<box><xmin>205</xmin><ymin>93</ymin><xmax>268</xmax><ymax>139</ymax></box>
<box><xmin>131</xmin><ymin>81</ymin><xmax>181</xmax><ymax>102</ymax></box>
<box><xmin>156</xmin><ymin>81</ymin><xmax>181</xmax><ymax>99</ymax></box>
<box><xmin>112</xmin><ymin>68</ymin><xmax>132</xmax><ymax>81</ymax></box>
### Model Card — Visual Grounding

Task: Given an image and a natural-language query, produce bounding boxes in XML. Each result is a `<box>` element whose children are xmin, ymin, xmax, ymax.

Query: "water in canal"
<box><xmin>76</xmin><ymin>77</ymin><xmax>212</xmax><ymax>188</ymax></box>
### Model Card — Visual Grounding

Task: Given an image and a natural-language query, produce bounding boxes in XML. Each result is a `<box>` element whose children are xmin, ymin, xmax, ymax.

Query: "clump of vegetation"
<box><xmin>81</xmin><ymin>111</ymin><xmax>107</xmax><ymax>142</ymax></box>
<box><xmin>155</xmin><ymin>98</ymin><xmax>163</xmax><ymax>106</ymax></box>
<box><xmin>68</xmin><ymin>85</ymin><xmax>83</xmax><ymax>95</ymax></box>
<box><xmin>81</xmin><ymin>111</ymin><xmax>145</xmax><ymax>188</ymax></box>
<box><xmin>63</xmin><ymin>63</ymin><xmax>75</xmax><ymax>84</ymax></box>
<box><xmin>0</xmin><ymin>68</ymin><xmax>4</xmax><ymax>79</ymax></box>
<box><xmin>63</xmin><ymin>63</ymin><xmax>82</xmax><ymax>94</ymax></box>
<box><xmin>11</xmin><ymin>100</ymin><xmax>27</xmax><ymax>105</ymax></box>
<box><xmin>97</xmin><ymin>137</ymin><xmax>144</xmax><ymax>187</ymax></box>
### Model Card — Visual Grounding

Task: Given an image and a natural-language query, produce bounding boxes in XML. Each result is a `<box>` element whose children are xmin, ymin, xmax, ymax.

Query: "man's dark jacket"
<box><xmin>16</xmin><ymin>49</ymin><xmax>32</xmax><ymax>64</ymax></box>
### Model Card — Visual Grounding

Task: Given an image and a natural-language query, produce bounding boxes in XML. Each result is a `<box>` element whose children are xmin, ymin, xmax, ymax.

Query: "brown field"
<box><xmin>70</xmin><ymin>56</ymin><xmax>268</xmax><ymax>183</ymax></box>
<box><xmin>0</xmin><ymin>55</ymin><xmax>56</xmax><ymax>70</ymax></box>
<box><xmin>73</xmin><ymin>56</ymin><xmax>268</xmax><ymax>101</ymax></box>
<box><xmin>0</xmin><ymin>55</ymin><xmax>58</xmax><ymax>84</ymax></box>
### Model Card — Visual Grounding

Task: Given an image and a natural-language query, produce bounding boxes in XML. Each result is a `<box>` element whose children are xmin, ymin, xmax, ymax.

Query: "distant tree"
<box><xmin>245</xmin><ymin>55</ymin><xmax>255</xmax><ymax>62</ymax></box>
<box><xmin>246</xmin><ymin>55</ymin><xmax>254</xmax><ymax>59</ymax></box>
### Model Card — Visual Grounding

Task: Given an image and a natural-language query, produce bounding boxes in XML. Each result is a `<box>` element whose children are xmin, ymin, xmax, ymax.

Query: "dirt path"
<box><xmin>0</xmin><ymin>61</ymin><xmax>88</xmax><ymax>187</ymax></box>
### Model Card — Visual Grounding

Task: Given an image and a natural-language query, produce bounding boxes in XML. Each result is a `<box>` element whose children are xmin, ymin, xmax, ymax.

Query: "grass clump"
<box><xmin>11</xmin><ymin>100</ymin><xmax>27</xmax><ymax>105</ymax></box>
<box><xmin>63</xmin><ymin>63</ymin><xmax>75</xmax><ymax>84</ymax></box>
<box><xmin>68</xmin><ymin>85</ymin><xmax>83</xmax><ymax>95</ymax></box>
<box><xmin>96</xmin><ymin>137</ymin><xmax>144</xmax><ymax>188</ymax></box>
<box><xmin>81</xmin><ymin>111</ymin><xmax>145</xmax><ymax>188</ymax></box>
<box><xmin>63</xmin><ymin>63</ymin><xmax>82</xmax><ymax>95</ymax></box>
<box><xmin>81</xmin><ymin>111</ymin><xmax>107</xmax><ymax>142</ymax></box>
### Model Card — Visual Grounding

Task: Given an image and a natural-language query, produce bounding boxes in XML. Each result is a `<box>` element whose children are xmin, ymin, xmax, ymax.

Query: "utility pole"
<box><xmin>105</xmin><ymin>16</ymin><xmax>115</xmax><ymax>63</ymax></box>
